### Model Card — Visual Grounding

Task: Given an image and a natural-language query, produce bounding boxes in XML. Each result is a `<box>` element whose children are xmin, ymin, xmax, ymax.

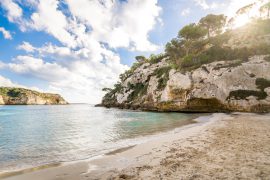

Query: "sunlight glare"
<box><xmin>229</xmin><ymin>0</ymin><xmax>267</xmax><ymax>29</ymax></box>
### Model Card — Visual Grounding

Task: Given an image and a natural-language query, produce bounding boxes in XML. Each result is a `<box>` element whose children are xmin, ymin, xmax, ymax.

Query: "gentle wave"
<box><xmin>0</xmin><ymin>104</ymin><xmax>201</xmax><ymax>172</ymax></box>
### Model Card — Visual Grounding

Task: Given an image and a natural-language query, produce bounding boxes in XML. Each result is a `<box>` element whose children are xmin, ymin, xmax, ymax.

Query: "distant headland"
<box><xmin>0</xmin><ymin>87</ymin><xmax>68</xmax><ymax>105</ymax></box>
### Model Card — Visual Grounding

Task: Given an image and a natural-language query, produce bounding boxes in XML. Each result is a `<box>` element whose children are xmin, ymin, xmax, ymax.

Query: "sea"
<box><xmin>0</xmin><ymin>104</ymin><xmax>201</xmax><ymax>172</ymax></box>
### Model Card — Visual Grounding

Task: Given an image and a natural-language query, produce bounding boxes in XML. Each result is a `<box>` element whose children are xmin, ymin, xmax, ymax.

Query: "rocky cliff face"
<box><xmin>0</xmin><ymin>87</ymin><xmax>68</xmax><ymax>105</ymax></box>
<box><xmin>101</xmin><ymin>55</ymin><xmax>270</xmax><ymax>113</ymax></box>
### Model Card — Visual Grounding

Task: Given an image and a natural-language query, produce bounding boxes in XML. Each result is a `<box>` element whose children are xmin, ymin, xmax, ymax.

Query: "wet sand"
<box><xmin>2</xmin><ymin>113</ymin><xmax>270</xmax><ymax>180</ymax></box>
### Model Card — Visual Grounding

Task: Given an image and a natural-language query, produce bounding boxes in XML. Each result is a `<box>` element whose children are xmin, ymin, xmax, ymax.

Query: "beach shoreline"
<box><xmin>2</xmin><ymin>113</ymin><xmax>270</xmax><ymax>180</ymax></box>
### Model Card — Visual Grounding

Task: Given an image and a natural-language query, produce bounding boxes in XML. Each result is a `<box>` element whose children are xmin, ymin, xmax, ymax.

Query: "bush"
<box><xmin>135</xmin><ymin>56</ymin><xmax>146</xmax><ymax>62</ymax></box>
<box><xmin>210</xmin><ymin>31</ymin><xmax>231</xmax><ymax>46</ymax></box>
<box><xmin>127</xmin><ymin>83</ymin><xmax>148</xmax><ymax>102</ymax></box>
<box><xmin>153</xmin><ymin>66</ymin><xmax>171</xmax><ymax>78</ymax></box>
<box><xmin>153</xmin><ymin>66</ymin><xmax>172</xmax><ymax>90</ymax></box>
<box><xmin>181</xmin><ymin>55</ymin><xmax>196</xmax><ymax>68</ymax></box>
<box><xmin>102</xmin><ymin>82</ymin><xmax>124</xmax><ymax>104</ymax></box>
<box><xmin>227</xmin><ymin>90</ymin><xmax>267</xmax><ymax>100</ymax></box>
<box><xmin>256</xmin><ymin>78</ymin><xmax>270</xmax><ymax>91</ymax></box>
<box><xmin>180</xmin><ymin>53</ymin><xmax>212</xmax><ymax>71</ymax></box>
<box><xmin>264</xmin><ymin>56</ymin><xmax>270</xmax><ymax>62</ymax></box>
<box><xmin>7</xmin><ymin>89</ymin><xmax>21</xmax><ymax>97</ymax></box>
<box><xmin>148</xmin><ymin>54</ymin><xmax>167</xmax><ymax>64</ymax></box>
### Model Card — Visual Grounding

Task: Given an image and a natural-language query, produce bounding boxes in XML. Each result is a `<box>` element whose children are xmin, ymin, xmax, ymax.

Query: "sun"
<box><xmin>233</xmin><ymin>15</ymin><xmax>250</xmax><ymax>28</ymax></box>
<box><xmin>229</xmin><ymin>1</ymin><xmax>265</xmax><ymax>29</ymax></box>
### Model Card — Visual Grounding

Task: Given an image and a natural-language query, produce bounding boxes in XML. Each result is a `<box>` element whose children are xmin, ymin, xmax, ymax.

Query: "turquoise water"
<box><xmin>0</xmin><ymin>104</ymin><xmax>198</xmax><ymax>172</ymax></box>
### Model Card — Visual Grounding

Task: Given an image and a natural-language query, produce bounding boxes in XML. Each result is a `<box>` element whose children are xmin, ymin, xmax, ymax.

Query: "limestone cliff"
<box><xmin>0</xmin><ymin>87</ymin><xmax>68</xmax><ymax>105</ymax></box>
<box><xmin>100</xmin><ymin>56</ymin><xmax>270</xmax><ymax>112</ymax></box>
<box><xmin>100</xmin><ymin>18</ymin><xmax>270</xmax><ymax>113</ymax></box>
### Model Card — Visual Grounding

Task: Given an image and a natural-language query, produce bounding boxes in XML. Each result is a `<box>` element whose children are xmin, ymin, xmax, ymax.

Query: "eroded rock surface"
<box><xmin>101</xmin><ymin>56</ymin><xmax>270</xmax><ymax>112</ymax></box>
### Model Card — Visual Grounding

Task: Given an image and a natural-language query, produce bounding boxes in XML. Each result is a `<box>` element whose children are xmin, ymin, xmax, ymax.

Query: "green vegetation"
<box><xmin>0</xmin><ymin>88</ymin><xmax>10</xmax><ymax>96</ymax></box>
<box><xmin>7</xmin><ymin>89</ymin><xmax>21</xmax><ymax>97</ymax></box>
<box><xmin>153</xmin><ymin>66</ymin><xmax>171</xmax><ymax>90</ymax></box>
<box><xmin>0</xmin><ymin>87</ymin><xmax>33</xmax><ymax>97</ymax></box>
<box><xmin>227</xmin><ymin>78</ymin><xmax>270</xmax><ymax>100</ymax></box>
<box><xmin>0</xmin><ymin>87</ymin><xmax>66</xmax><ymax>105</ymax></box>
<box><xmin>256</xmin><ymin>78</ymin><xmax>270</xmax><ymax>91</ymax></box>
<box><xmin>199</xmin><ymin>14</ymin><xmax>226</xmax><ymax>39</ymax></box>
<box><xmin>163</xmin><ymin>13</ymin><xmax>270</xmax><ymax>72</ymax></box>
<box><xmin>127</xmin><ymin>83</ymin><xmax>148</xmax><ymax>102</ymax></box>
<box><xmin>178</xmin><ymin>23</ymin><xmax>207</xmax><ymax>56</ymax></box>
<box><xmin>264</xmin><ymin>55</ymin><xmax>270</xmax><ymax>62</ymax></box>
<box><xmin>148</xmin><ymin>54</ymin><xmax>167</xmax><ymax>64</ymax></box>
<box><xmin>102</xmin><ymin>82</ymin><xmax>123</xmax><ymax>104</ymax></box>
<box><xmin>227</xmin><ymin>90</ymin><xmax>267</xmax><ymax>100</ymax></box>
<box><xmin>135</xmin><ymin>56</ymin><xmax>146</xmax><ymax>62</ymax></box>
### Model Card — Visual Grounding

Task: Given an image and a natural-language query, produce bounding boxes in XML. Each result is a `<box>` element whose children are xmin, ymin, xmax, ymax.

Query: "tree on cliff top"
<box><xmin>236</xmin><ymin>3</ymin><xmax>255</xmax><ymax>17</ymax></box>
<box><xmin>199</xmin><ymin>14</ymin><xmax>227</xmax><ymax>39</ymax></box>
<box><xmin>178</xmin><ymin>23</ymin><xmax>207</xmax><ymax>55</ymax></box>
<box><xmin>165</xmin><ymin>38</ymin><xmax>185</xmax><ymax>64</ymax></box>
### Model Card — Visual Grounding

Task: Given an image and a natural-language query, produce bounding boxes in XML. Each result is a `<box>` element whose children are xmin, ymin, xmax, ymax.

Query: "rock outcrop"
<box><xmin>0</xmin><ymin>87</ymin><xmax>68</xmax><ymax>105</ymax></box>
<box><xmin>100</xmin><ymin>18</ymin><xmax>270</xmax><ymax>113</ymax></box>
<box><xmin>100</xmin><ymin>55</ymin><xmax>270</xmax><ymax>113</ymax></box>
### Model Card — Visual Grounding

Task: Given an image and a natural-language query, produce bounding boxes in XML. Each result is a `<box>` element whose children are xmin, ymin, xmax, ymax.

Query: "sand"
<box><xmin>2</xmin><ymin>113</ymin><xmax>270</xmax><ymax>180</ymax></box>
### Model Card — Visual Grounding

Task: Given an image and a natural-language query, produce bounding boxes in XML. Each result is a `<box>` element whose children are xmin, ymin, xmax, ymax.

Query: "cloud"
<box><xmin>0</xmin><ymin>27</ymin><xmax>12</xmax><ymax>39</ymax></box>
<box><xmin>181</xmin><ymin>8</ymin><xmax>191</xmax><ymax>16</ymax></box>
<box><xmin>2</xmin><ymin>49</ymin><xmax>128</xmax><ymax>103</ymax></box>
<box><xmin>0</xmin><ymin>0</ymin><xmax>162</xmax><ymax>103</ymax></box>
<box><xmin>0</xmin><ymin>75</ymin><xmax>22</xmax><ymax>87</ymax></box>
<box><xmin>0</xmin><ymin>74</ymin><xmax>41</xmax><ymax>91</ymax></box>
<box><xmin>65</xmin><ymin>0</ymin><xmax>161</xmax><ymax>51</ymax></box>
<box><xmin>7</xmin><ymin>55</ymin><xmax>71</xmax><ymax>81</ymax></box>
<box><xmin>193</xmin><ymin>0</ymin><xmax>220</xmax><ymax>10</ymax></box>
<box><xmin>29</xmin><ymin>0</ymin><xmax>77</xmax><ymax>48</ymax></box>
<box><xmin>17</xmin><ymin>41</ymin><xmax>35</xmax><ymax>52</ymax></box>
<box><xmin>0</xmin><ymin>0</ymin><xmax>22</xmax><ymax>22</ymax></box>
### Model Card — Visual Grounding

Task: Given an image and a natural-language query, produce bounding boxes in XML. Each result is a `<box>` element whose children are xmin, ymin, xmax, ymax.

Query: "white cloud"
<box><xmin>65</xmin><ymin>0</ymin><xmax>162</xmax><ymax>51</ymax></box>
<box><xmin>0</xmin><ymin>27</ymin><xmax>12</xmax><ymax>39</ymax></box>
<box><xmin>30</xmin><ymin>0</ymin><xmax>77</xmax><ymax>48</ymax></box>
<box><xmin>7</xmin><ymin>56</ymin><xmax>71</xmax><ymax>81</ymax></box>
<box><xmin>0</xmin><ymin>74</ymin><xmax>42</xmax><ymax>92</ymax></box>
<box><xmin>0</xmin><ymin>0</ymin><xmax>22</xmax><ymax>22</ymax></box>
<box><xmin>193</xmin><ymin>0</ymin><xmax>220</xmax><ymax>10</ymax></box>
<box><xmin>17</xmin><ymin>41</ymin><xmax>35</xmax><ymax>52</ymax></box>
<box><xmin>1</xmin><ymin>0</ymin><xmax>162</xmax><ymax>103</ymax></box>
<box><xmin>181</xmin><ymin>8</ymin><xmax>191</xmax><ymax>16</ymax></box>
<box><xmin>2</xmin><ymin>50</ymin><xmax>128</xmax><ymax>103</ymax></box>
<box><xmin>0</xmin><ymin>75</ymin><xmax>22</xmax><ymax>87</ymax></box>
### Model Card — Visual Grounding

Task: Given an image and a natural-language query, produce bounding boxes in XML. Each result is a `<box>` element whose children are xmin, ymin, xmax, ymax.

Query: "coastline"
<box><xmin>2</xmin><ymin>113</ymin><xmax>270</xmax><ymax>179</ymax></box>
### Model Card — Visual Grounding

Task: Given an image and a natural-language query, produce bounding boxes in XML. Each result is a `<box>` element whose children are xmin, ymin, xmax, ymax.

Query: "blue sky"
<box><xmin>0</xmin><ymin>0</ymin><xmax>260</xmax><ymax>103</ymax></box>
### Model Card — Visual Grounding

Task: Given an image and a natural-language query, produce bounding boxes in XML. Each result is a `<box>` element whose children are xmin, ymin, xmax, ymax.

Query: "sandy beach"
<box><xmin>2</xmin><ymin>113</ymin><xmax>270</xmax><ymax>180</ymax></box>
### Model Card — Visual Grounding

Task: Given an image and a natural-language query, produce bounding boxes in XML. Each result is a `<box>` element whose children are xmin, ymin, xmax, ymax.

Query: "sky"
<box><xmin>0</xmin><ymin>0</ymin><xmax>264</xmax><ymax>103</ymax></box>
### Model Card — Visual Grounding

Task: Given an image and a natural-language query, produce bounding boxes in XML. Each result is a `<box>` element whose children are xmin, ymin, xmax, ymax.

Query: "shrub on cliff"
<box><xmin>153</xmin><ymin>66</ymin><xmax>171</xmax><ymax>90</ymax></box>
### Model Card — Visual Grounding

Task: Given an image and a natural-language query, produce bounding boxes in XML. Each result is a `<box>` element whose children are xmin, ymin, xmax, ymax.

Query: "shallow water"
<box><xmin>0</xmin><ymin>104</ymin><xmax>199</xmax><ymax>172</ymax></box>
